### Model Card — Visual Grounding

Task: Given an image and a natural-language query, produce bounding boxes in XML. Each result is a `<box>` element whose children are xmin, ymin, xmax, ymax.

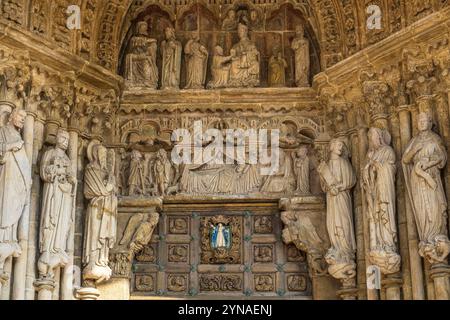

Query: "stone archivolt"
<box><xmin>0</xmin><ymin>1</ymin><xmax>449</xmax><ymax>301</ymax></box>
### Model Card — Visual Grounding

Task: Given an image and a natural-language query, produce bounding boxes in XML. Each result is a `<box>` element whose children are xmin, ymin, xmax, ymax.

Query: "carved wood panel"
<box><xmin>131</xmin><ymin>199</ymin><xmax>311</xmax><ymax>298</ymax></box>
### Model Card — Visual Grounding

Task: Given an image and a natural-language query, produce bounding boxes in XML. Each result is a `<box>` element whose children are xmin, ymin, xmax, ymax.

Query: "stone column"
<box><xmin>24</xmin><ymin>118</ymin><xmax>45</xmax><ymax>300</ymax></box>
<box><xmin>382</xmin><ymin>275</ymin><xmax>402</xmax><ymax>300</ymax></box>
<box><xmin>397</xmin><ymin>105</ymin><xmax>425</xmax><ymax>300</ymax></box>
<box><xmin>60</xmin><ymin>129</ymin><xmax>79</xmax><ymax>300</ymax></box>
<box><xmin>12</xmin><ymin>110</ymin><xmax>35</xmax><ymax>300</ymax></box>
<box><xmin>430</xmin><ymin>265</ymin><xmax>450</xmax><ymax>300</ymax></box>
<box><xmin>34</xmin><ymin>279</ymin><xmax>55</xmax><ymax>300</ymax></box>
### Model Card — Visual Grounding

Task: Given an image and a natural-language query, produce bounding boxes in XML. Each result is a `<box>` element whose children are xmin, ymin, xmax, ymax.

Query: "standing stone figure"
<box><xmin>291</xmin><ymin>25</ymin><xmax>310</xmax><ymax>87</ymax></box>
<box><xmin>229</xmin><ymin>23</ymin><xmax>260</xmax><ymax>88</ymax></box>
<box><xmin>128</xmin><ymin>149</ymin><xmax>146</xmax><ymax>196</ymax></box>
<box><xmin>0</xmin><ymin>107</ymin><xmax>30</xmax><ymax>282</ymax></box>
<box><xmin>83</xmin><ymin>140</ymin><xmax>117</xmax><ymax>284</ymax></box>
<box><xmin>124</xmin><ymin>21</ymin><xmax>158</xmax><ymax>90</ymax></box>
<box><xmin>38</xmin><ymin>129</ymin><xmax>76</xmax><ymax>280</ymax></box>
<box><xmin>268</xmin><ymin>48</ymin><xmax>288</xmax><ymax>87</ymax></box>
<box><xmin>207</xmin><ymin>46</ymin><xmax>232</xmax><ymax>89</ymax></box>
<box><xmin>294</xmin><ymin>146</ymin><xmax>310</xmax><ymax>194</ymax></box>
<box><xmin>153</xmin><ymin>149</ymin><xmax>171</xmax><ymax>196</ymax></box>
<box><xmin>161</xmin><ymin>27</ymin><xmax>182</xmax><ymax>90</ymax></box>
<box><xmin>184</xmin><ymin>32</ymin><xmax>209</xmax><ymax>89</ymax></box>
<box><xmin>402</xmin><ymin>112</ymin><xmax>450</xmax><ymax>264</ymax></box>
<box><xmin>317</xmin><ymin>139</ymin><xmax>357</xmax><ymax>282</ymax></box>
<box><xmin>363</xmin><ymin>128</ymin><xmax>400</xmax><ymax>274</ymax></box>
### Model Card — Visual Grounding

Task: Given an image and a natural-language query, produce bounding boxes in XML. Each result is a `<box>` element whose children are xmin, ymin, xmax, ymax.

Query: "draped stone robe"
<box><xmin>161</xmin><ymin>38</ymin><xmax>182</xmax><ymax>90</ymax></box>
<box><xmin>0</xmin><ymin>124</ymin><xmax>31</xmax><ymax>264</ymax></box>
<box><xmin>38</xmin><ymin>147</ymin><xmax>74</xmax><ymax>275</ymax></box>
<box><xmin>184</xmin><ymin>39</ymin><xmax>208</xmax><ymax>89</ymax></box>
<box><xmin>125</xmin><ymin>35</ymin><xmax>158</xmax><ymax>89</ymax></box>
<box><xmin>83</xmin><ymin>164</ymin><xmax>117</xmax><ymax>269</ymax></box>
<box><xmin>402</xmin><ymin>131</ymin><xmax>448</xmax><ymax>247</ymax></box>
<box><xmin>291</xmin><ymin>36</ymin><xmax>310</xmax><ymax>87</ymax></box>
<box><xmin>319</xmin><ymin>157</ymin><xmax>357</xmax><ymax>266</ymax></box>
<box><xmin>363</xmin><ymin>144</ymin><xmax>400</xmax><ymax>273</ymax></box>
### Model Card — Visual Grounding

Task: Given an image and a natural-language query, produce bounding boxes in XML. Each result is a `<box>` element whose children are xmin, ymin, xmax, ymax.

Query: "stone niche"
<box><xmin>118</xmin><ymin>2</ymin><xmax>320</xmax><ymax>90</ymax></box>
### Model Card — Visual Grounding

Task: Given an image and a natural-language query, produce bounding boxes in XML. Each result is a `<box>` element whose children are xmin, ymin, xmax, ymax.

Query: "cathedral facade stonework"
<box><xmin>0</xmin><ymin>0</ymin><xmax>450</xmax><ymax>300</ymax></box>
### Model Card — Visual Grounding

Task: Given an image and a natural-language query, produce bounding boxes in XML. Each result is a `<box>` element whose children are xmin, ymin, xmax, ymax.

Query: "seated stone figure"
<box><xmin>228</xmin><ymin>23</ymin><xmax>260</xmax><ymax>88</ymax></box>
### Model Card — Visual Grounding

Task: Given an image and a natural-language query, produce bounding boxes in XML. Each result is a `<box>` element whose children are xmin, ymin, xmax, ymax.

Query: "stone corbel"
<box><xmin>279</xmin><ymin>197</ymin><xmax>329</xmax><ymax>276</ymax></box>
<box><xmin>109</xmin><ymin>198</ymin><xmax>162</xmax><ymax>280</ymax></box>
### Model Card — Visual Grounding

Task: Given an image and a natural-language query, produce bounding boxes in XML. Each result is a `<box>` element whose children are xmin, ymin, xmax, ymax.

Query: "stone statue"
<box><xmin>119</xmin><ymin>211</ymin><xmax>159</xmax><ymax>256</ymax></box>
<box><xmin>291</xmin><ymin>25</ymin><xmax>310</xmax><ymax>87</ymax></box>
<box><xmin>268</xmin><ymin>48</ymin><xmax>288</xmax><ymax>87</ymax></box>
<box><xmin>37</xmin><ymin>129</ymin><xmax>76</xmax><ymax>280</ymax></box>
<box><xmin>317</xmin><ymin>139</ymin><xmax>357</xmax><ymax>282</ymax></box>
<box><xmin>128</xmin><ymin>149</ymin><xmax>146</xmax><ymax>196</ymax></box>
<box><xmin>207</xmin><ymin>46</ymin><xmax>232</xmax><ymax>89</ymax></box>
<box><xmin>153</xmin><ymin>149</ymin><xmax>171</xmax><ymax>196</ymax></box>
<box><xmin>228</xmin><ymin>23</ymin><xmax>260</xmax><ymax>88</ymax></box>
<box><xmin>363</xmin><ymin>128</ymin><xmax>400</xmax><ymax>274</ymax></box>
<box><xmin>124</xmin><ymin>21</ymin><xmax>158</xmax><ymax>90</ymax></box>
<box><xmin>184</xmin><ymin>32</ymin><xmax>209</xmax><ymax>89</ymax></box>
<box><xmin>161</xmin><ymin>27</ymin><xmax>182</xmax><ymax>90</ymax></box>
<box><xmin>82</xmin><ymin>140</ymin><xmax>117</xmax><ymax>285</ymax></box>
<box><xmin>294</xmin><ymin>145</ymin><xmax>310</xmax><ymax>194</ymax></box>
<box><xmin>0</xmin><ymin>108</ymin><xmax>30</xmax><ymax>283</ymax></box>
<box><xmin>402</xmin><ymin>112</ymin><xmax>450</xmax><ymax>264</ymax></box>
<box><xmin>222</xmin><ymin>9</ymin><xmax>238</xmax><ymax>31</ymax></box>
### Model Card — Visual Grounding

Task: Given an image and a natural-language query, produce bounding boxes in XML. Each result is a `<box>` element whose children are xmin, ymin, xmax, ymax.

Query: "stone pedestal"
<box><xmin>430</xmin><ymin>264</ymin><xmax>450</xmax><ymax>300</ymax></box>
<box><xmin>98</xmin><ymin>278</ymin><xmax>130</xmax><ymax>300</ymax></box>
<box><xmin>76</xmin><ymin>287</ymin><xmax>101</xmax><ymax>300</ymax></box>
<box><xmin>34</xmin><ymin>279</ymin><xmax>55</xmax><ymax>300</ymax></box>
<box><xmin>382</xmin><ymin>274</ymin><xmax>402</xmax><ymax>300</ymax></box>
<box><xmin>337</xmin><ymin>286</ymin><xmax>358</xmax><ymax>300</ymax></box>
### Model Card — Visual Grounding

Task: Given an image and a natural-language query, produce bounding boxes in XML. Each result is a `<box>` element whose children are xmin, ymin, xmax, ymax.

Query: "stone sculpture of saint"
<box><xmin>184</xmin><ymin>32</ymin><xmax>209</xmax><ymax>89</ymax></box>
<box><xmin>402</xmin><ymin>112</ymin><xmax>450</xmax><ymax>264</ymax></box>
<box><xmin>207</xmin><ymin>46</ymin><xmax>232</xmax><ymax>89</ymax></box>
<box><xmin>294</xmin><ymin>145</ymin><xmax>310</xmax><ymax>194</ymax></box>
<box><xmin>363</xmin><ymin>128</ymin><xmax>400</xmax><ymax>274</ymax></box>
<box><xmin>82</xmin><ymin>140</ymin><xmax>117</xmax><ymax>284</ymax></box>
<box><xmin>0</xmin><ymin>108</ymin><xmax>31</xmax><ymax>282</ymax></box>
<box><xmin>124</xmin><ymin>21</ymin><xmax>158</xmax><ymax>90</ymax></box>
<box><xmin>291</xmin><ymin>25</ymin><xmax>310</xmax><ymax>87</ymax></box>
<box><xmin>153</xmin><ymin>149</ymin><xmax>171</xmax><ymax>196</ymax></box>
<box><xmin>317</xmin><ymin>139</ymin><xmax>357</xmax><ymax>281</ymax></box>
<box><xmin>222</xmin><ymin>10</ymin><xmax>238</xmax><ymax>31</ymax></box>
<box><xmin>128</xmin><ymin>149</ymin><xmax>146</xmax><ymax>196</ymax></box>
<box><xmin>228</xmin><ymin>23</ymin><xmax>260</xmax><ymax>88</ymax></box>
<box><xmin>161</xmin><ymin>27</ymin><xmax>182</xmax><ymax>90</ymax></box>
<box><xmin>268</xmin><ymin>48</ymin><xmax>288</xmax><ymax>87</ymax></box>
<box><xmin>37</xmin><ymin>129</ymin><xmax>76</xmax><ymax>280</ymax></box>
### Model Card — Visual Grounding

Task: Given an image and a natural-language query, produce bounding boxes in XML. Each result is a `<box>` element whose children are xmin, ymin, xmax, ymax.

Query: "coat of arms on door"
<box><xmin>201</xmin><ymin>215</ymin><xmax>242</xmax><ymax>264</ymax></box>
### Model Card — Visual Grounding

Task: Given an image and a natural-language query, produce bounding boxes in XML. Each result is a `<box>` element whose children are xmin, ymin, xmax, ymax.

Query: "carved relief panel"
<box><xmin>130</xmin><ymin>201</ymin><xmax>311</xmax><ymax>298</ymax></box>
